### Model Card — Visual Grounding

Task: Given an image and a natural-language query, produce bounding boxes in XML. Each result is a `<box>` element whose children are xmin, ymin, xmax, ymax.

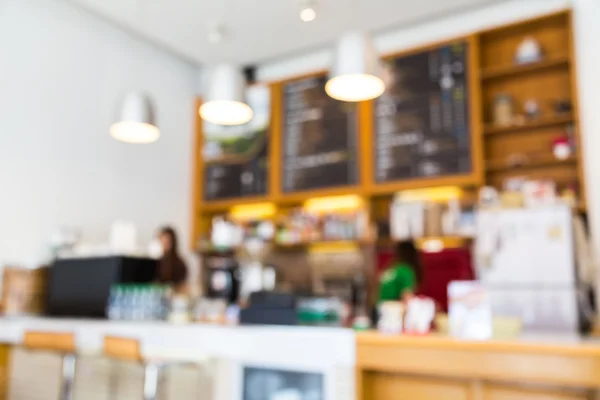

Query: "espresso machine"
<box><xmin>204</xmin><ymin>250</ymin><xmax>240</xmax><ymax>304</ymax></box>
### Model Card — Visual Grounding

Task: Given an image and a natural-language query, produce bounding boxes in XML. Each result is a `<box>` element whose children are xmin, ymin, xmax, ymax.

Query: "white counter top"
<box><xmin>0</xmin><ymin>318</ymin><xmax>356</xmax><ymax>400</ymax></box>
<box><xmin>0</xmin><ymin>317</ymin><xmax>355</xmax><ymax>369</ymax></box>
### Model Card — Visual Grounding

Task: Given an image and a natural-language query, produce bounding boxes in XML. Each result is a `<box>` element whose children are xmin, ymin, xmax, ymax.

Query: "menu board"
<box><xmin>374</xmin><ymin>42</ymin><xmax>471</xmax><ymax>183</ymax></box>
<box><xmin>282</xmin><ymin>75</ymin><xmax>358</xmax><ymax>193</ymax></box>
<box><xmin>203</xmin><ymin>85</ymin><xmax>270</xmax><ymax>200</ymax></box>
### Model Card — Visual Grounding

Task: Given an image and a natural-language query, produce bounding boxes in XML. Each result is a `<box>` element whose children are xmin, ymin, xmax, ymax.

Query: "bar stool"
<box><xmin>104</xmin><ymin>336</ymin><xmax>197</xmax><ymax>400</ymax></box>
<box><xmin>23</xmin><ymin>331</ymin><xmax>77</xmax><ymax>400</ymax></box>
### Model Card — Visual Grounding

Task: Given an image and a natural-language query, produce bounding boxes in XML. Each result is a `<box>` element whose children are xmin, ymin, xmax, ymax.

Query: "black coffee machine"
<box><xmin>47</xmin><ymin>256</ymin><xmax>157</xmax><ymax>318</ymax></box>
<box><xmin>204</xmin><ymin>251</ymin><xmax>240</xmax><ymax>304</ymax></box>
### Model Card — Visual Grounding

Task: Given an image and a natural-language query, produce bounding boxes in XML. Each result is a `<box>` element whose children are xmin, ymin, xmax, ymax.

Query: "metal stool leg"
<box><xmin>108</xmin><ymin>359</ymin><xmax>118</xmax><ymax>400</ymax></box>
<box><xmin>142</xmin><ymin>363</ymin><xmax>161</xmax><ymax>400</ymax></box>
<box><xmin>60</xmin><ymin>353</ymin><xmax>77</xmax><ymax>400</ymax></box>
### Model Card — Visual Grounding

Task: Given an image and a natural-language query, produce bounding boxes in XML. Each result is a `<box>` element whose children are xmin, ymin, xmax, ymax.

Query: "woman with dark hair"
<box><xmin>377</xmin><ymin>240</ymin><xmax>421</xmax><ymax>303</ymax></box>
<box><xmin>157</xmin><ymin>226</ymin><xmax>188</xmax><ymax>291</ymax></box>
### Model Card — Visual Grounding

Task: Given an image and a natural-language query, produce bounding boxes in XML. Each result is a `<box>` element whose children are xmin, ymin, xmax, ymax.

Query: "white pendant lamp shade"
<box><xmin>200</xmin><ymin>64</ymin><xmax>253</xmax><ymax>126</ymax></box>
<box><xmin>326</xmin><ymin>32</ymin><xmax>385</xmax><ymax>102</ymax></box>
<box><xmin>110</xmin><ymin>92</ymin><xmax>160</xmax><ymax>144</ymax></box>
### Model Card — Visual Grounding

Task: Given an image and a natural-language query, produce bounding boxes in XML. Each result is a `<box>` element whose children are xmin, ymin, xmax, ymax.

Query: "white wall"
<box><xmin>257</xmin><ymin>0</ymin><xmax>600</xmax><ymax>258</ymax></box>
<box><xmin>0</xmin><ymin>0</ymin><xmax>199</xmax><ymax>267</ymax></box>
<box><xmin>572</xmin><ymin>0</ymin><xmax>600</xmax><ymax>262</ymax></box>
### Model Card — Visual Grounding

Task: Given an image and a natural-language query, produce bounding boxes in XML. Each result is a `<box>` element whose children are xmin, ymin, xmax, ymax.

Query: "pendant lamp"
<box><xmin>110</xmin><ymin>92</ymin><xmax>160</xmax><ymax>144</ymax></box>
<box><xmin>200</xmin><ymin>64</ymin><xmax>253</xmax><ymax>126</ymax></box>
<box><xmin>325</xmin><ymin>32</ymin><xmax>385</xmax><ymax>102</ymax></box>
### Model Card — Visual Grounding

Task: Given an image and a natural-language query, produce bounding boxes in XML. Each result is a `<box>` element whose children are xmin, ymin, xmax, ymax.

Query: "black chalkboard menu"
<box><xmin>374</xmin><ymin>42</ymin><xmax>471</xmax><ymax>183</ymax></box>
<box><xmin>203</xmin><ymin>142</ymin><xmax>268</xmax><ymax>200</ymax></box>
<box><xmin>203</xmin><ymin>85</ymin><xmax>270</xmax><ymax>200</ymax></box>
<box><xmin>282</xmin><ymin>75</ymin><xmax>358</xmax><ymax>193</ymax></box>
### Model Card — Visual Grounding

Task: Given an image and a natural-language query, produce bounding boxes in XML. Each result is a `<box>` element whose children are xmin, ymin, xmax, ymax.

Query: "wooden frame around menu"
<box><xmin>271</xmin><ymin>70</ymin><xmax>372</xmax><ymax>204</ymax></box>
<box><xmin>368</xmin><ymin>34</ymin><xmax>485</xmax><ymax>195</ymax></box>
<box><xmin>194</xmin><ymin>84</ymin><xmax>280</xmax><ymax>210</ymax></box>
<box><xmin>190</xmin><ymin>84</ymin><xmax>280</xmax><ymax>247</ymax></box>
<box><xmin>191</xmin><ymin>38</ymin><xmax>484</xmax><ymax>245</ymax></box>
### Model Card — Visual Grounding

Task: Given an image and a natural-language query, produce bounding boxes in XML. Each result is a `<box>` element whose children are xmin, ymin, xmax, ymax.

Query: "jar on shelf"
<box><xmin>493</xmin><ymin>94</ymin><xmax>514</xmax><ymax>126</ymax></box>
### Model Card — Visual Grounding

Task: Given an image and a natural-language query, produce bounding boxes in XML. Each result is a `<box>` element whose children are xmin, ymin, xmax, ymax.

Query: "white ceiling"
<box><xmin>71</xmin><ymin>0</ymin><xmax>502</xmax><ymax>66</ymax></box>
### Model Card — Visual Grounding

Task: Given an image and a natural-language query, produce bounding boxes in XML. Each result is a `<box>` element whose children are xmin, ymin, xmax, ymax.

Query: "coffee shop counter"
<box><xmin>3</xmin><ymin>318</ymin><xmax>600</xmax><ymax>400</ymax></box>
<box><xmin>356</xmin><ymin>331</ymin><xmax>600</xmax><ymax>400</ymax></box>
<box><xmin>0</xmin><ymin>317</ymin><xmax>355</xmax><ymax>400</ymax></box>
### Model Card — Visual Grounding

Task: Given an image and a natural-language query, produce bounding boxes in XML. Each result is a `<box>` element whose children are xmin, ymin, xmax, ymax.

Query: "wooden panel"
<box><xmin>0</xmin><ymin>345</ymin><xmax>10</xmax><ymax>400</ymax></box>
<box><xmin>566</xmin><ymin>10</ymin><xmax>586</xmax><ymax>210</ymax></box>
<box><xmin>486</xmin><ymin>154</ymin><xmax>577</xmax><ymax>173</ymax></box>
<box><xmin>363</xmin><ymin>372</ymin><xmax>469</xmax><ymax>400</ymax></box>
<box><xmin>484</xmin><ymin>126</ymin><xmax>573</xmax><ymax>161</ymax></box>
<box><xmin>357</xmin><ymin>332</ymin><xmax>600</xmax><ymax>358</ymax></box>
<box><xmin>487</xmin><ymin>164</ymin><xmax>578</xmax><ymax>190</ymax></box>
<box><xmin>483</xmin><ymin>384</ymin><xmax>589</xmax><ymax>400</ymax></box>
<box><xmin>359</xmin><ymin>99</ymin><xmax>375</xmax><ymax>192</ymax></box>
<box><xmin>357</xmin><ymin>342</ymin><xmax>600</xmax><ymax>389</ymax></box>
<box><xmin>103</xmin><ymin>336</ymin><xmax>141</xmax><ymax>362</ymax></box>
<box><xmin>481</xmin><ymin>56</ymin><xmax>569</xmax><ymax>81</ymax></box>
<box><xmin>484</xmin><ymin>114</ymin><xmax>574</xmax><ymax>135</ymax></box>
<box><xmin>371</xmin><ymin>196</ymin><xmax>392</xmax><ymax>223</ymax></box>
<box><xmin>190</xmin><ymin>98</ymin><xmax>203</xmax><ymax>249</ymax></box>
<box><xmin>23</xmin><ymin>331</ymin><xmax>75</xmax><ymax>353</ymax></box>
<box><xmin>270</xmin><ymin>82</ymin><xmax>283</xmax><ymax>200</ymax></box>
<box><xmin>469</xmin><ymin>34</ymin><xmax>485</xmax><ymax>188</ymax></box>
<box><xmin>2</xmin><ymin>268</ymin><xmax>49</xmax><ymax>316</ymax></box>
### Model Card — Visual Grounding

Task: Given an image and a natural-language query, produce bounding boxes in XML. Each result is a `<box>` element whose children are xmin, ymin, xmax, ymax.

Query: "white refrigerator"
<box><xmin>475</xmin><ymin>205</ymin><xmax>580</xmax><ymax>333</ymax></box>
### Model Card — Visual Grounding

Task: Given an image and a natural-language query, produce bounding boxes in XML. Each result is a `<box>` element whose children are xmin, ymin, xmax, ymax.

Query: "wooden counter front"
<box><xmin>357</xmin><ymin>332</ymin><xmax>600</xmax><ymax>400</ymax></box>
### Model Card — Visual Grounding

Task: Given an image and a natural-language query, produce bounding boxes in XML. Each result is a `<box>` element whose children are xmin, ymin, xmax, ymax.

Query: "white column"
<box><xmin>572</xmin><ymin>0</ymin><xmax>600</xmax><ymax>256</ymax></box>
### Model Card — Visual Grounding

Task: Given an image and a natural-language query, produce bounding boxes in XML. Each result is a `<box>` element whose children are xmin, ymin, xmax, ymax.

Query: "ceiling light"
<box><xmin>208</xmin><ymin>23</ymin><xmax>225</xmax><ymax>44</ymax></box>
<box><xmin>110</xmin><ymin>92</ymin><xmax>159</xmax><ymax>144</ymax></box>
<box><xmin>299</xmin><ymin>0</ymin><xmax>317</xmax><ymax>22</ymax></box>
<box><xmin>200</xmin><ymin>64</ymin><xmax>253</xmax><ymax>126</ymax></box>
<box><xmin>300</xmin><ymin>8</ymin><xmax>316</xmax><ymax>22</ymax></box>
<box><xmin>326</xmin><ymin>32</ymin><xmax>385</xmax><ymax>102</ymax></box>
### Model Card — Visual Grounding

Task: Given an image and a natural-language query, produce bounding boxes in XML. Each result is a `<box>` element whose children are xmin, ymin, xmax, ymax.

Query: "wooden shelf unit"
<box><xmin>356</xmin><ymin>332</ymin><xmax>600</xmax><ymax>400</ymax></box>
<box><xmin>478</xmin><ymin>10</ymin><xmax>584</xmax><ymax>203</ymax></box>
<box><xmin>190</xmin><ymin>10</ymin><xmax>585</xmax><ymax>249</ymax></box>
<box><xmin>480</xmin><ymin>55</ymin><xmax>570</xmax><ymax>81</ymax></box>
<box><xmin>486</xmin><ymin>154</ymin><xmax>578</xmax><ymax>173</ymax></box>
<box><xmin>483</xmin><ymin>114</ymin><xmax>574</xmax><ymax>135</ymax></box>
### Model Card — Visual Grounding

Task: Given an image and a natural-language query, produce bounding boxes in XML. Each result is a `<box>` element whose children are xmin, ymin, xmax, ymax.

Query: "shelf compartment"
<box><xmin>481</xmin><ymin>56</ymin><xmax>570</xmax><ymax>81</ymax></box>
<box><xmin>486</xmin><ymin>154</ymin><xmax>577</xmax><ymax>173</ymax></box>
<box><xmin>484</xmin><ymin>114</ymin><xmax>574</xmax><ymax>135</ymax></box>
<box><xmin>487</xmin><ymin>164</ymin><xmax>578</xmax><ymax>189</ymax></box>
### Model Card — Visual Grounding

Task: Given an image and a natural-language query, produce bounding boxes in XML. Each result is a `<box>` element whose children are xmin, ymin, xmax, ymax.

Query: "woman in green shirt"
<box><xmin>378</xmin><ymin>241</ymin><xmax>421</xmax><ymax>303</ymax></box>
